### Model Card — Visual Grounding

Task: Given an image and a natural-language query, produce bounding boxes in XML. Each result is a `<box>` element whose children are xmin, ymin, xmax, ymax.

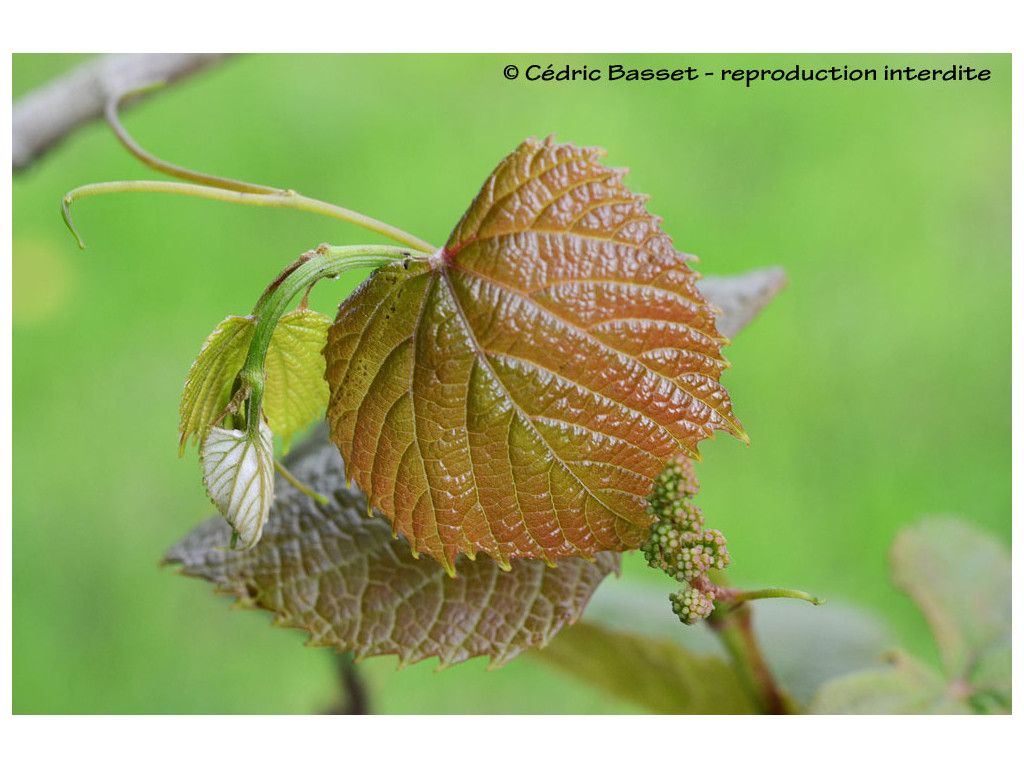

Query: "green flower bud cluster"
<box><xmin>669</xmin><ymin>585</ymin><xmax>715</xmax><ymax>625</ymax></box>
<box><xmin>641</xmin><ymin>459</ymin><xmax>730</xmax><ymax>625</ymax></box>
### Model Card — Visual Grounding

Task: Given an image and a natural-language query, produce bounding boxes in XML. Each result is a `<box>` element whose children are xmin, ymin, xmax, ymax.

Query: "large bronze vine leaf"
<box><xmin>165</xmin><ymin>429</ymin><xmax>619</xmax><ymax>669</ymax></box>
<box><xmin>324</xmin><ymin>137</ymin><xmax>745</xmax><ymax>574</ymax></box>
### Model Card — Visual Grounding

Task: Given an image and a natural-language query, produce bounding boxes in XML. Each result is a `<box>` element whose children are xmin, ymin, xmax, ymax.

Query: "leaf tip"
<box><xmin>734</xmin><ymin>424</ymin><xmax>751</xmax><ymax>446</ymax></box>
<box><xmin>61</xmin><ymin>194</ymin><xmax>87</xmax><ymax>249</ymax></box>
<box><xmin>486</xmin><ymin>549</ymin><xmax>512</xmax><ymax>571</ymax></box>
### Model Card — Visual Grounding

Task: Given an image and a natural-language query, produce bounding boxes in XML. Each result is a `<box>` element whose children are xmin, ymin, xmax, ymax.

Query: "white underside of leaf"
<box><xmin>201</xmin><ymin>423</ymin><xmax>275</xmax><ymax>549</ymax></box>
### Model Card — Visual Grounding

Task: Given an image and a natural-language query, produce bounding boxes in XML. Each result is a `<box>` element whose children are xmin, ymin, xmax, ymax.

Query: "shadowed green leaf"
<box><xmin>531</xmin><ymin>620</ymin><xmax>756</xmax><ymax>714</ymax></box>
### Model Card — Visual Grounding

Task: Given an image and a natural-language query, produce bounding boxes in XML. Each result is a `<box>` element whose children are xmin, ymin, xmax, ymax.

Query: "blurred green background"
<box><xmin>13</xmin><ymin>54</ymin><xmax>1009</xmax><ymax>713</ymax></box>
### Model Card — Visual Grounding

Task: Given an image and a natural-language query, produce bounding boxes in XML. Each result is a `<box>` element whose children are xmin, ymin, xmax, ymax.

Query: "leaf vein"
<box><xmin>438</xmin><ymin>265</ymin><xmax>605</xmax><ymax>549</ymax></box>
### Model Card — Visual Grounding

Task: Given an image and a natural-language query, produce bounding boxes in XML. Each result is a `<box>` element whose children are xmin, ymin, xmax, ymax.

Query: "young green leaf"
<box><xmin>200</xmin><ymin>421</ymin><xmax>275</xmax><ymax>549</ymax></box>
<box><xmin>262</xmin><ymin>308</ymin><xmax>331</xmax><ymax>450</ymax></box>
<box><xmin>179</xmin><ymin>315</ymin><xmax>255</xmax><ymax>455</ymax></box>
<box><xmin>324</xmin><ymin>136</ymin><xmax>745</xmax><ymax>574</ymax></box>
<box><xmin>167</xmin><ymin>429</ymin><xmax>619</xmax><ymax>669</ymax></box>
<box><xmin>890</xmin><ymin>516</ymin><xmax>1011</xmax><ymax>686</ymax></box>
<box><xmin>809</xmin><ymin>649</ymin><xmax>973</xmax><ymax>715</ymax></box>
<box><xmin>809</xmin><ymin>517</ymin><xmax>1010</xmax><ymax>714</ymax></box>
<box><xmin>180</xmin><ymin>309</ymin><xmax>332</xmax><ymax>453</ymax></box>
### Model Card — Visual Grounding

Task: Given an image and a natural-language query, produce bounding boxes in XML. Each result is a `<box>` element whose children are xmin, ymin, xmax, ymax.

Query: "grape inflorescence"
<box><xmin>641</xmin><ymin>459</ymin><xmax>730</xmax><ymax>625</ymax></box>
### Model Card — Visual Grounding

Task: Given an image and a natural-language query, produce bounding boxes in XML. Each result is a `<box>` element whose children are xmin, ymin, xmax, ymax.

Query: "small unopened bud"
<box><xmin>200</xmin><ymin>422</ymin><xmax>275</xmax><ymax>549</ymax></box>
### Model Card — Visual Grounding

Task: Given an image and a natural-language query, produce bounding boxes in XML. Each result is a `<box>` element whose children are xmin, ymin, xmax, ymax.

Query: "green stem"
<box><xmin>62</xmin><ymin>181</ymin><xmax>436</xmax><ymax>254</ymax></box>
<box><xmin>82</xmin><ymin>82</ymin><xmax>435</xmax><ymax>254</ymax></box>
<box><xmin>104</xmin><ymin>82</ymin><xmax>280</xmax><ymax>195</ymax></box>
<box><xmin>274</xmin><ymin>458</ymin><xmax>330</xmax><ymax>505</ymax></box>
<box><xmin>725</xmin><ymin>587</ymin><xmax>825</xmax><ymax>606</ymax></box>
<box><xmin>238</xmin><ymin>244</ymin><xmax>413</xmax><ymax>442</ymax></box>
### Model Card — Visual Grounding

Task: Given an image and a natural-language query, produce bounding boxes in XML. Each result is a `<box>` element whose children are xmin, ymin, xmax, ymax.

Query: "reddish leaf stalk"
<box><xmin>706</xmin><ymin>602</ymin><xmax>792</xmax><ymax>715</ymax></box>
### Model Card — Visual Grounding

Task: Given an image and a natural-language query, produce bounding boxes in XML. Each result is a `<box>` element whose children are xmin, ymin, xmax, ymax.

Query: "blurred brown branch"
<box><xmin>323</xmin><ymin>652</ymin><xmax>370</xmax><ymax>715</ymax></box>
<box><xmin>13</xmin><ymin>53</ymin><xmax>231</xmax><ymax>172</ymax></box>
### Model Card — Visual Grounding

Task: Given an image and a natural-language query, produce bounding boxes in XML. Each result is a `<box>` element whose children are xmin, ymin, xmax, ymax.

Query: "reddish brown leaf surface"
<box><xmin>324</xmin><ymin>137</ymin><xmax>744</xmax><ymax>574</ymax></box>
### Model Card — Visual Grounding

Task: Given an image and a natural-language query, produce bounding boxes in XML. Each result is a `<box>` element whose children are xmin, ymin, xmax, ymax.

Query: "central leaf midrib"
<box><xmin>408</xmin><ymin>269</ymin><xmax>445</xmax><ymax>564</ymax></box>
<box><xmin>434</xmin><ymin>264</ymin><xmax>629</xmax><ymax>544</ymax></box>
